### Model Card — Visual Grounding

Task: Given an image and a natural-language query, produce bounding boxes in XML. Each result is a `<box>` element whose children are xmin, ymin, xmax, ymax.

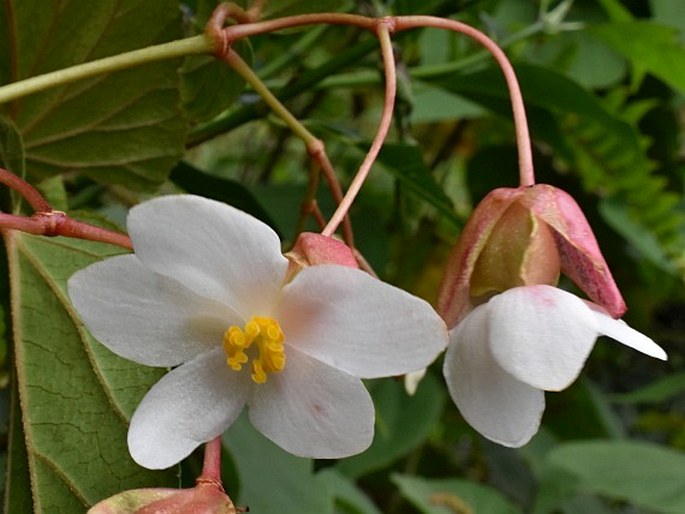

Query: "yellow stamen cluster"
<box><xmin>223</xmin><ymin>316</ymin><xmax>286</xmax><ymax>384</ymax></box>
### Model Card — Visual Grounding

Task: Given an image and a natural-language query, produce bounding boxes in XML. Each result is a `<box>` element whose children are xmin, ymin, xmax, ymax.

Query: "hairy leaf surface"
<box><xmin>6</xmin><ymin>228</ymin><xmax>176</xmax><ymax>511</ymax></box>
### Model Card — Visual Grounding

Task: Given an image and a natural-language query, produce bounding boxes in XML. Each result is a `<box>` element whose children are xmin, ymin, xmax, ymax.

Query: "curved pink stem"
<box><xmin>393</xmin><ymin>16</ymin><xmax>534</xmax><ymax>186</ymax></box>
<box><xmin>216</xmin><ymin>13</ymin><xmax>535</xmax><ymax>189</ymax></box>
<box><xmin>0</xmin><ymin>211</ymin><xmax>133</xmax><ymax>249</ymax></box>
<box><xmin>322</xmin><ymin>18</ymin><xmax>398</xmax><ymax>237</ymax></box>
<box><xmin>198</xmin><ymin>436</ymin><xmax>223</xmax><ymax>486</ymax></box>
<box><xmin>0</xmin><ymin>167</ymin><xmax>51</xmax><ymax>212</ymax></box>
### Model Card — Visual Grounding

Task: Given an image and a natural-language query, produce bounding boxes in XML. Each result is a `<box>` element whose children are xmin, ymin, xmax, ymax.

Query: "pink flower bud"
<box><xmin>438</xmin><ymin>184</ymin><xmax>626</xmax><ymax>328</ymax></box>
<box><xmin>286</xmin><ymin>232</ymin><xmax>359</xmax><ymax>270</ymax></box>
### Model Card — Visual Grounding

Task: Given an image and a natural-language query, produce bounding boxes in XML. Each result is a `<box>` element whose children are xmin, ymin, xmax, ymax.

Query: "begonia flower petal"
<box><xmin>487</xmin><ymin>285</ymin><xmax>598</xmax><ymax>391</ymax></box>
<box><xmin>278</xmin><ymin>265</ymin><xmax>447</xmax><ymax>379</ymax></box>
<box><xmin>68</xmin><ymin>255</ymin><xmax>233</xmax><ymax>367</ymax></box>
<box><xmin>128</xmin><ymin>347</ymin><xmax>250</xmax><ymax>469</ymax></box>
<box><xmin>127</xmin><ymin>195</ymin><xmax>288</xmax><ymax>318</ymax></box>
<box><xmin>444</xmin><ymin>304</ymin><xmax>545</xmax><ymax>447</ymax></box>
<box><xmin>248</xmin><ymin>348</ymin><xmax>374</xmax><ymax>458</ymax></box>
<box><xmin>589</xmin><ymin>309</ymin><xmax>667</xmax><ymax>360</ymax></box>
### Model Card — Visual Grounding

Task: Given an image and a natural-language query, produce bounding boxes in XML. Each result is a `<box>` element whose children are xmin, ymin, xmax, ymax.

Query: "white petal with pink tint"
<box><xmin>128</xmin><ymin>347</ymin><xmax>250</xmax><ymax>469</ymax></box>
<box><xmin>127</xmin><ymin>195</ymin><xmax>288</xmax><ymax>319</ymax></box>
<box><xmin>591</xmin><ymin>310</ymin><xmax>667</xmax><ymax>360</ymax></box>
<box><xmin>278</xmin><ymin>265</ymin><xmax>447</xmax><ymax>379</ymax></box>
<box><xmin>68</xmin><ymin>254</ymin><xmax>232</xmax><ymax>367</ymax></box>
<box><xmin>444</xmin><ymin>304</ymin><xmax>545</xmax><ymax>447</ymax></box>
<box><xmin>487</xmin><ymin>285</ymin><xmax>598</xmax><ymax>391</ymax></box>
<box><xmin>248</xmin><ymin>348</ymin><xmax>374</xmax><ymax>458</ymax></box>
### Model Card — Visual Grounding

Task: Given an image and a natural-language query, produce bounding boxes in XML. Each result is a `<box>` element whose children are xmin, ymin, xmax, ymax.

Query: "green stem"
<box><xmin>221</xmin><ymin>49</ymin><xmax>315</xmax><ymax>144</ymax></box>
<box><xmin>220</xmin><ymin>48</ymin><xmax>355</xmax><ymax>245</ymax></box>
<box><xmin>0</xmin><ymin>35</ymin><xmax>212</xmax><ymax>105</ymax></box>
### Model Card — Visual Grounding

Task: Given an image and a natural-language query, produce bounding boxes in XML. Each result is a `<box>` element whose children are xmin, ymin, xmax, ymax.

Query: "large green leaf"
<box><xmin>393</xmin><ymin>475</ymin><xmax>523</xmax><ymax>514</ymax></box>
<box><xmin>0</xmin><ymin>117</ymin><xmax>24</xmax><ymax>181</ymax></box>
<box><xmin>181</xmin><ymin>48</ymin><xmax>249</xmax><ymax>124</ymax></box>
<box><xmin>3</xmin><ymin>384</ymin><xmax>32</xmax><ymax>514</ymax></box>
<box><xmin>548</xmin><ymin>440</ymin><xmax>685</xmax><ymax>514</ymax></box>
<box><xmin>180</xmin><ymin>1</ymin><xmax>252</xmax><ymax>124</ymax></box>
<box><xmin>5</xmin><ymin>227</ymin><xmax>177</xmax><ymax>511</ymax></box>
<box><xmin>0</xmin><ymin>0</ymin><xmax>186</xmax><ymax>190</ymax></box>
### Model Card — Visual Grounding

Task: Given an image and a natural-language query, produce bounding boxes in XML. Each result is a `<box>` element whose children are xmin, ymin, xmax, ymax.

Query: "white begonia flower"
<box><xmin>443</xmin><ymin>284</ymin><xmax>667</xmax><ymax>447</ymax></box>
<box><xmin>68</xmin><ymin>195</ymin><xmax>448</xmax><ymax>470</ymax></box>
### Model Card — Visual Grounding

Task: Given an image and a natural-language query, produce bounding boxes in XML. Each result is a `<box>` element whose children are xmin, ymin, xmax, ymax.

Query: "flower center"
<box><xmin>223</xmin><ymin>316</ymin><xmax>286</xmax><ymax>384</ymax></box>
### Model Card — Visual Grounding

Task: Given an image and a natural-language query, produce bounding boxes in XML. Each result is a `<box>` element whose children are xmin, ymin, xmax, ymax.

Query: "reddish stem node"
<box><xmin>0</xmin><ymin>167</ymin><xmax>132</xmax><ymax>249</ymax></box>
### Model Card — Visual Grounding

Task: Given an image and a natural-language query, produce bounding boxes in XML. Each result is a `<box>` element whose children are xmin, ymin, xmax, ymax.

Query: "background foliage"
<box><xmin>0</xmin><ymin>0</ymin><xmax>684</xmax><ymax>512</ymax></box>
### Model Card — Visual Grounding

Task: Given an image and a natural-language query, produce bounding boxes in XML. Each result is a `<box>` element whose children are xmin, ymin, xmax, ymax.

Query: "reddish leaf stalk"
<box><xmin>306</xmin><ymin>139</ymin><xmax>355</xmax><ymax>246</ymax></box>
<box><xmin>0</xmin><ymin>167</ymin><xmax>132</xmax><ymax>250</ymax></box>
<box><xmin>0</xmin><ymin>167</ymin><xmax>51</xmax><ymax>212</ymax></box>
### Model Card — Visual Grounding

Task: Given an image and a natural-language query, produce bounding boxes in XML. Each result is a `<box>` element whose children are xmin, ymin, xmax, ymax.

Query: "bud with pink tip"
<box><xmin>437</xmin><ymin>184</ymin><xmax>626</xmax><ymax>328</ymax></box>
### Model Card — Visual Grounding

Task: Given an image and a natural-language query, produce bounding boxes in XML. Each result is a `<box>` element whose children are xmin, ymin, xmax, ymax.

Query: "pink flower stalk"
<box><xmin>438</xmin><ymin>184</ymin><xmax>666</xmax><ymax>447</ymax></box>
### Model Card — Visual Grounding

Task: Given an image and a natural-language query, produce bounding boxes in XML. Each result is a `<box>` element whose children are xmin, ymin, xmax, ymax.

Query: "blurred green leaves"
<box><xmin>393</xmin><ymin>475</ymin><xmax>523</xmax><ymax>514</ymax></box>
<box><xmin>548</xmin><ymin>441</ymin><xmax>685</xmax><ymax>514</ymax></box>
<box><xmin>225</xmin><ymin>414</ymin><xmax>333</xmax><ymax>514</ymax></box>
<box><xmin>337</xmin><ymin>372</ymin><xmax>444</xmax><ymax>479</ymax></box>
<box><xmin>592</xmin><ymin>21</ymin><xmax>685</xmax><ymax>93</ymax></box>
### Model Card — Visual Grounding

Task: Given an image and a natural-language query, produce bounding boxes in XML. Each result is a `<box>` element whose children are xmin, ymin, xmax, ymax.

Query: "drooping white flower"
<box><xmin>443</xmin><ymin>284</ymin><xmax>667</xmax><ymax>447</ymax></box>
<box><xmin>68</xmin><ymin>195</ymin><xmax>448</xmax><ymax>469</ymax></box>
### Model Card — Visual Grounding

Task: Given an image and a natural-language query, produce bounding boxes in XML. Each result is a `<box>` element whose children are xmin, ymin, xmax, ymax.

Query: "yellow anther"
<box><xmin>222</xmin><ymin>316</ymin><xmax>286</xmax><ymax>384</ymax></box>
